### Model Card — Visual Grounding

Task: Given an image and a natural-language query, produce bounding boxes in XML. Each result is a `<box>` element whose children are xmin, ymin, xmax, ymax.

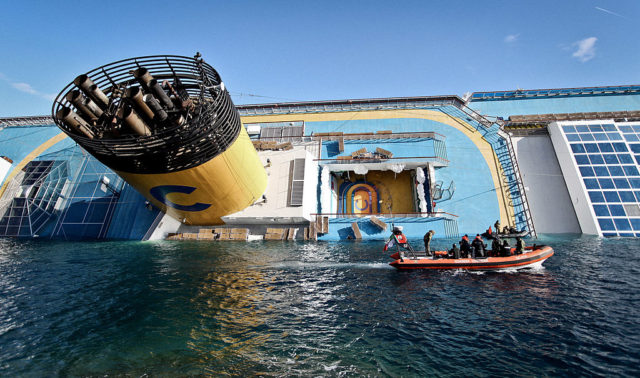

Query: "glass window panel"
<box><xmin>623</xmin><ymin>166</ymin><xmax>639</xmax><ymax>176</ymax></box>
<box><xmin>633</xmin><ymin>125</ymin><xmax>640</xmax><ymax>132</ymax></box>
<box><xmin>598</xmin><ymin>178</ymin><xmax>615</xmax><ymax>189</ymax></box>
<box><xmin>588</xmin><ymin>154</ymin><xmax>604</xmax><ymax>164</ymax></box>
<box><xmin>603</xmin><ymin>154</ymin><xmax>619</xmax><ymax>164</ymax></box>
<box><xmin>575</xmin><ymin>155</ymin><xmax>590</xmax><ymax>165</ymax></box>
<box><xmin>598</xmin><ymin>143</ymin><xmax>614</xmax><ymax>152</ymax></box>
<box><xmin>593</xmin><ymin>133</ymin><xmax>609</xmax><ymax>141</ymax></box>
<box><xmin>584</xmin><ymin>178</ymin><xmax>599</xmax><ymax>189</ymax></box>
<box><xmin>588</xmin><ymin>124</ymin><xmax>603</xmax><ymax>132</ymax></box>
<box><xmin>636</xmin><ymin>155</ymin><xmax>640</xmax><ymax>165</ymax></box>
<box><xmin>594</xmin><ymin>166</ymin><xmax>610</xmax><ymax>176</ymax></box>
<box><xmin>562</xmin><ymin>125</ymin><xmax>576</xmax><ymax>133</ymax></box>
<box><xmin>614</xmin><ymin>218</ymin><xmax>632</xmax><ymax>231</ymax></box>
<box><xmin>614</xmin><ymin>178</ymin><xmax>631</xmax><ymax>189</ymax></box>
<box><xmin>566</xmin><ymin>134</ymin><xmax>581</xmax><ymax>142</ymax></box>
<box><xmin>613</xmin><ymin>143</ymin><xmax>628</xmax><ymax>152</ymax></box>
<box><xmin>619</xmin><ymin>125</ymin><xmax>633</xmax><ymax>133</ymax></box>
<box><xmin>589</xmin><ymin>191</ymin><xmax>605</xmax><ymax>203</ymax></box>
<box><xmin>571</xmin><ymin>144</ymin><xmax>586</xmax><ymax>153</ymax></box>
<box><xmin>636</xmin><ymin>191</ymin><xmax>640</xmax><ymax>201</ymax></box>
<box><xmin>620</xmin><ymin>191</ymin><xmax>636</xmax><ymax>202</ymax></box>
<box><xmin>618</xmin><ymin>154</ymin><xmax>635</xmax><ymax>164</ymax></box>
<box><xmin>630</xmin><ymin>144</ymin><xmax>640</xmax><ymax>153</ymax></box>
<box><xmin>624</xmin><ymin>134</ymin><xmax>639</xmax><ymax>142</ymax></box>
<box><xmin>593</xmin><ymin>204</ymin><xmax>610</xmax><ymax>216</ymax></box>
<box><xmin>631</xmin><ymin>219</ymin><xmax>640</xmax><ymax>231</ymax></box>
<box><xmin>584</xmin><ymin>143</ymin><xmax>599</xmax><ymax>153</ymax></box>
<box><xmin>604</xmin><ymin>191</ymin><xmax>621</xmax><ymax>202</ymax></box>
<box><xmin>607</xmin><ymin>132</ymin><xmax>623</xmax><ymax>141</ymax></box>
<box><xmin>598</xmin><ymin>218</ymin><xmax>615</xmax><ymax>231</ymax></box>
<box><xmin>609</xmin><ymin>166</ymin><xmax>625</xmax><ymax>176</ymax></box>
<box><xmin>629</xmin><ymin>179</ymin><xmax>640</xmax><ymax>189</ymax></box>
<box><xmin>602</xmin><ymin>124</ymin><xmax>617</xmax><ymax>131</ymax></box>
<box><xmin>608</xmin><ymin>204</ymin><xmax>626</xmax><ymax>216</ymax></box>
<box><xmin>576</xmin><ymin>125</ymin><xmax>590</xmax><ymax>133</ymax></box>
<box><xmin>579</xmin><ymin>166</ymin><xmax>595</xmax><ymax>177</ymax></box>
<box><xmin>581</xmin><ymin>134</ymin><xmax>595</xmax><ymax>141</ymax></box>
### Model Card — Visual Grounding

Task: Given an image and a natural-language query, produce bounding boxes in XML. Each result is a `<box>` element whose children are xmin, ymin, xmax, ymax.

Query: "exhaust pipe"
<box><xmin>143</xmin><ymin>94</ymin><xmax>168</xmax><ymax>122</ymax></box>
<box><xmin>149</xmin><ymin>79</ymin><xmax>174</xmax><ymax>110</ymax></box>
<box><xmin>56</xmin><ymin>107</ymin><xmax>95</xmax><ymax>139</ymax></box>
<box><xmin>125</xmin><ymin>87</ymin><xmax>155</xmax><ymax>121</ymax></box>
<box><xmin>65</xmin><ymin>90</ymin><xmax>100</xmax><ymax>121</ymax></box>
<box><xmin>73</xmin><ymin>74</ymin><xmax>109</xmax><ymax>109</ymax></box>
<box><xmin>117</xmin><ymin>106</ymin><xmax>151</xmax><ymax>136</ymax></box>
<box><xmin>132</xmin><ymin>67</ymin><xmax>154</xmax><ymax>89</ymax></box>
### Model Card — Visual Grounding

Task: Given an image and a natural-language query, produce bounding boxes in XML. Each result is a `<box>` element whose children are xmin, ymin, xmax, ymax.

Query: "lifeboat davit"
<box><xmin>389</xmin><ymin>245</ymin><xmax>554</xmax><ymax>270</ymax></box>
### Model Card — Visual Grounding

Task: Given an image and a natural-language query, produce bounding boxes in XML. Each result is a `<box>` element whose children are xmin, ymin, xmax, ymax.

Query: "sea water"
<box><xmin>0</xmin><ymin>235</ymin><xmax>639</xmax><ymax>376</ymax></box>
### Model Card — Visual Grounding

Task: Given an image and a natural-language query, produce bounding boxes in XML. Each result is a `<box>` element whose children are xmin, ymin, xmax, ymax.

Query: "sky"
<box><xmin>0</xmin><ymin>0</ymin><xmax>639</xmax><ymax>117</ymax></box>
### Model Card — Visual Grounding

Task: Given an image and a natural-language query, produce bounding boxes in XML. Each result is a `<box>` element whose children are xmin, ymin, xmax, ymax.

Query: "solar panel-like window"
<box><xmin>598</xmin><ymin>178</ymin><xmax>615</xmax><ymax>189</ymax></box>
<box><xmin>624</xmin><ymin>134</ymin><xmax>639</xmax><ymax>142</ymax></box>
<box><xmin>604</xmin><ymin>191</ymin><xmax>621</xmax><ymax>202</ymax></box>
<box><xmin>623</xmin><ymin>166</ymin><xmax>639</xmax><ymax>176</ymax></box>
<box><xmin>602</xmin><ymin>124</ymin><xmax>617</xmax><ymax>131</ymax></box>
<box><xmin>584</xmin><ymin>178</ymin><xmax>599</xmax><ymax>189</ymax></box>
<box><xmin>594</xmin><ymin>133</ymin><xmax>609</xmax><ymax>141</ymax></box>
<box><xmin>603</xmin><ymin>154</ymin><xmax>619</xmax><ymax>164</ymax></box>
<box><xmin>589</xmin><ymin>124</ymin><xmax>604</xmax><ymax>132</ymax></box>
<box><xmin>567</xmin><ymin>134</ymin><xmax>581</xmax><ymax>142</ymax></box>
<box><xmin>620</xmin><ymin>191</ymin><xmax>637</xmax><ymax>202</ymax></box>
<box><xmin>576</xmin><ymin>125</ymin><xmax>590</xmax><ymax>133</ymax></box>
<box><xmin>629</xmin><ymin>178</ymin><xmax>640</xmax><ymax>189</ymax></box>
<box><xmin>581</xmin><ymin>134</ymin><xmax>595</xmax><ymax>141</ymax></box>
<box><xmin>630</xmin><ymin>218</ymin><xmax>640</xmax><ymax>230</ymax></box>
<box><xmin>614</xmin><ymin>178</ymin><xmax>631</xmax><ymax>189</ymax></box>
<box><xmin>630</xmin><ymin>144</ymin><xmax>640</xmax><ymax>153</ymax></box>
<box><xmin>594</xmin><ymin>166</ymin><xmax>609</xmax><ymax>176</ymax></box>
<box><xmin>593</xmin><ymin>204</ymin><xmax>609</xmax><ymax>216</ymax></box>
<box><xmin>607</xmin><ymin>132</ymin><xmax>623</xmax><ymax>141</ymax></box>
<box><xmin>614</xmin><ymin>218</ymin><xmax>632</xmax><ymax>231</ymax></box>
<box><xmin>609</xmin><ymin>166</ymin><xmax>625</xmax><ymax>176</ymax></box>
<box><xmin>613</xmin><ymin>143</ymin><xmax>628</xmax><ymax>152</ymax></box>
<box><xmin>619</xmin><ymin>126</ymin><xmax>633</xmax><ymax>133</ymax></box>
<box><xmin>576</xmin><ymin>155</ymin><xmax>590</xmax><ymax>165</ymax></box>
<box><xmin>571</xmin><ymin>144</ymin><xmax>586</xmax><ymax>153</ymax></box>
<box><xmin>598</xmin><ymin>143</ymin><xmax>614</xmax><ymax>152</ymax></box>
<box><xmin>589</xmin><ymin>191</ymin><xmax>605</xmax><ymax>202</ymax></box>
<box><xmin>589</xmin><ymin>154</ymin><xmax>604</xmax><ymax>164</ymax></box>
<box><xmin>580</xmin><ymin>166</ymin><xmax>595</xmax><ymax>176</ymax></box>
<box><xmin>598</xmin><ymin>218</ymin><xmax>615</xmax><ymax>230</ymax></box>
<box><xmin>585</xmin><ymin>143</ymin><xmax>600</xmax><ymax>153</ymax></box>
<box><xmin>563</xmin><ymin>125</ymin><xmax>576</xmax><ymax>133</ymax></box>
<box><xmin>609</xmin><ymin>204</ymin><xmax>626</xmax><ymax>216</ymax></box>
<box><xmin>619</xmin><ymin>155</ymin><xmax>635</xmax><ymax>164</ymax></box>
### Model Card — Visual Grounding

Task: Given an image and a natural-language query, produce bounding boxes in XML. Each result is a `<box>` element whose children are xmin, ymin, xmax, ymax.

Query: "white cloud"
<box><xmin>504</xmin><ymin>34</ymin><xmax>520</xmax><ymax>43</ymax></box>
<box><xmin>1</xmin><ymin>74</ymin><xmax>56</xmax><ymax>101</ymax></box>
<box><xmin>11</xmin><ymin>82</ymin><xmax>39</xmax><ymax>95</ymax></box>
<box><xmin>572</xmin><ymin>37</ymin><xmax>597</xmax><ymax>62</ymax></box>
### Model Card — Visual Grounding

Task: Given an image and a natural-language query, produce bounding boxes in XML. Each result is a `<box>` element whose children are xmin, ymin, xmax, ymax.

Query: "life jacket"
<box><xmin>395</xmin><ymin>234</ymin><xmax>408</xmax><ymax>244</ymax></box>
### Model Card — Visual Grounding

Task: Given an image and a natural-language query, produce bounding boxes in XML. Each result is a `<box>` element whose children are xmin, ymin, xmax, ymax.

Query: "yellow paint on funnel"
<box><xmin>117</xmin><ymin>128</ymin><xmax>266</xmax><ymax>225</ymax></box>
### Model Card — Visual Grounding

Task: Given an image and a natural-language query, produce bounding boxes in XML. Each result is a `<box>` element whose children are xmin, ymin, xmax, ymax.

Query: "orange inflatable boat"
<box><xmin>389</xmin><ymin>245</ymin><xmax>554</xmax><ymax>270</ymax></box>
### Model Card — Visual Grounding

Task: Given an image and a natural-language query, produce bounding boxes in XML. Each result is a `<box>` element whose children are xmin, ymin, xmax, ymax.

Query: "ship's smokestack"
<box><xmin>56</xmin><ymin>107</ymin><xmax>95</xmax><ymax>139</ymax></box>
<box><xmin>73</xmin><ymin>74</ymin><xmax>109</xmax><ymax>109</ymax></box>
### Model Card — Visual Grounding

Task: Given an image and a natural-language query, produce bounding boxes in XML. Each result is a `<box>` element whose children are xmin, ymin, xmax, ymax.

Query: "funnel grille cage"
<box><xmin>52</xmin><ymin>55</ymin><xmax>241</xmax><ymax>174</ymax></box>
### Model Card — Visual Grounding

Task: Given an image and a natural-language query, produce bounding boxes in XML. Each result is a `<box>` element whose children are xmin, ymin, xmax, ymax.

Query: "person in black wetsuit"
<box><xmin>491</xmin><ymin>237</ymin><xmax>502</xmax><ymax>257</ymax></box>
<box><xmin>459</xmin><ymin>235</ymin><xmax>471</xmax><ymax>258</ymax></box>
<box><xmin>449</xmin><ymin>243</ymin><xmax>460</xmax><ymax>259</ymax></box>
<box><xmin>471</xmin><ymin>234</ymin><xmax>487</xmax><ymax>258</ymax></box>
<box><xmin>515</xmin><ymin>237</ymin><xmax>526</xmax><ymax>255</ymax></box>
<box><xmin>501</xmin><ymin>239</ymin><xmax>511</xmax><ymax>257</ymax></box>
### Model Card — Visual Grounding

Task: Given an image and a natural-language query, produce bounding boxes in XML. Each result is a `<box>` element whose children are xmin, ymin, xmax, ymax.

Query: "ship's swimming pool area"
<box><xmin>1</xmin><ymin>236</ymin><xmax>638</xmax><ymax>376</ymax></box>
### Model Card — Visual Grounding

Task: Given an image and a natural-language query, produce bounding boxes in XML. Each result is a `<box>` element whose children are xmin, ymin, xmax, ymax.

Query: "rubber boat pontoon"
<box><xmin>389</xmin><ymin>245</ymin><xmax>554</xmax><ymax>270</ymax></box>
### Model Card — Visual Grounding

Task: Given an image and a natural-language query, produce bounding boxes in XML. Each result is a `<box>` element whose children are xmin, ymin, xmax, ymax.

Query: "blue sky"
<box><xmin>0</xmin><ymin>0</ymin><xmax>638</xmax><ymax>117</ymax></box>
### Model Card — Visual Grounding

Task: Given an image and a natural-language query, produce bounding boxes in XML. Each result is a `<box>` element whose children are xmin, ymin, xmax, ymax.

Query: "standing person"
<box><xmin>471</xmin><ymin>234</ymin><xmax>487</xmax><ymax>258</ymax></box>
<box><xmin>491</xmin><ymin>237</ymin><xmax>502</xmax><ymax>257</ymax></box>
<box><xmin>384</xmin><ymin>226</ymin><xmax>411</xmax><ymax>261</ymax></box>
<box><xmin>515</xmin><ymin>237</ymin><xmax>526</xmax><ymax>255</ymax></box>
<box><xmin>423</xmin><ymin>230</ymin><xmax>435</xmax><ymax>257</ymax></box>
<box><xmin>459</xmin><ymin>234</ymin><xmax>471</xmax><ymax>258</ymax></box>
<box><xmin>494</xmin><ymin>220</ymin><xmax>501</xmax><ymax>234</ymax></box>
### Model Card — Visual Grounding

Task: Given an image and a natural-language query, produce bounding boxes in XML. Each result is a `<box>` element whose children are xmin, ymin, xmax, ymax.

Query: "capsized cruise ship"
<box><xmin>1</xmin><ymin>55</ymin><xmax>639</xmax><ymax>240</ymax></box>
